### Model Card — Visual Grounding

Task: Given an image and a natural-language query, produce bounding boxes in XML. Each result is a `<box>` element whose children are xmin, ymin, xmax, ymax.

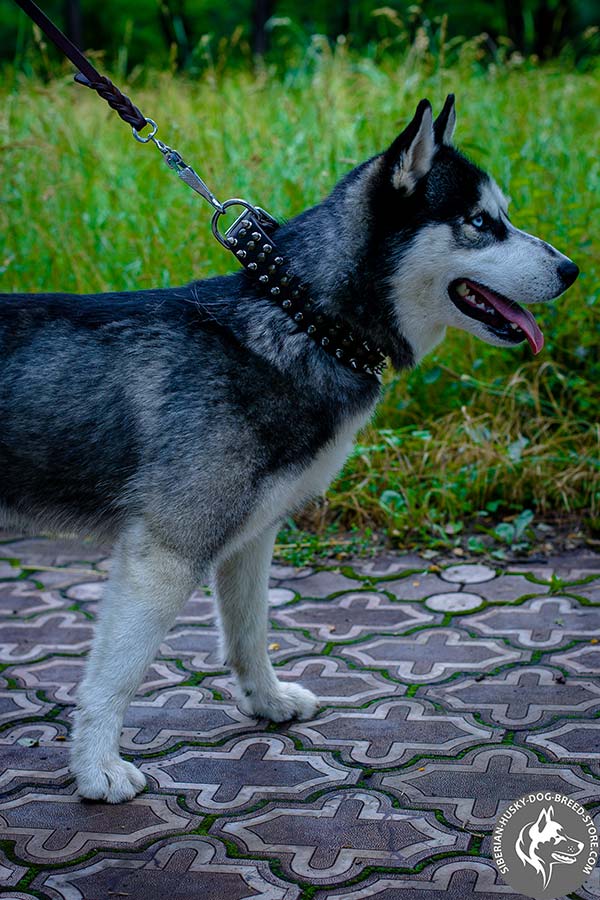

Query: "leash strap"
<box><xmin>13</xmin><ymin>0</ymin><xmax>147</xmax><ymax>131</ymax></box>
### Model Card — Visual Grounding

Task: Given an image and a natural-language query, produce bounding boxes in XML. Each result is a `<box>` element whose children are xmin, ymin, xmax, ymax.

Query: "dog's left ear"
<box><xmin>434</xmin><ymin>93</ymin><xmax>456</xmax><ymax>146</ymax></box>
<box><xmin>385</xmin><ymin>99</ymin><xmax>435</xmax><ymax>195</ymax></box>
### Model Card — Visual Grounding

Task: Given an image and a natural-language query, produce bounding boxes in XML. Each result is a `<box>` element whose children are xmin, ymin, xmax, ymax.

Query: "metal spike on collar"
<box><xmin>218</xmin><ymin>207</ymin><xmax>387</xmax><ymax>378</ymax></box>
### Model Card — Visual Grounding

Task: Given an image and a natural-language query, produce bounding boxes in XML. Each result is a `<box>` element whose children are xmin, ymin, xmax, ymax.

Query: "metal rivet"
<box><xmin>247</xmin><ymin>241</ymin><xmax>255</xmax><ymax>250</ymax></box>
<box><xmin>227</xmin><ymin>236</ymin><xmax>237</xmax><ymax>246</ymax></box>
<box><xmin>321</xmin><ymin>336</ymin><xmax>329</xmax><ymax>346</ymax></box>
<box><xmin>282</xmin><ymin>299</ymin><xmax>291</xmax><ymax>309</ymax></box>
<box><xmin>239</xmin><ymin>229</ymin><xmax>247</xmax><ymax>237</ymax></box>
<box><xmin>292</xmin><ymin>289</ymin><xmax>299</xmax><ymax>298</ymax></box>
<box><xmin>336</xmin><ymin>349</ymin><xmax>343</xmax><ymax>358</ymax></box>
<box><xmin>259</xmin><ymin>274</ymin><xmax>268</xmax><ymax>283</ymax></box>
<box><xmin>271</xmin><ymin>287</ymin><xmax>280</xmax><ymax>296</ymax></box>
<box><xmin>274</xmin><ymin>256</ymin><xmax>284</xmax><ymax>265</ymax></box>
<box><xmin>268</xmin><ymin>265</ymin><xmax>275</xmax><ymax>273</ymax></box>
<box><xmin>258</xmin><ymin>253</ymin><xmax>265</xmax><ymax>261</ymax></box>
<box><xmin>251</xmin><ymin>231</ymin><xmax>261</xmax><ymax>240</ymax></box>
<box><xmin>248</xmin><ymin>262</ymin><xmax>257</xmax><ymax>271</ymax></box>
<box><xmin>242</xmin><ymin>219</ymin><xmax>251</xmax><ymax>228</ymax></box>
<box><xmin>280</xmin><ymin>276</ymin><xmax>289</xmax><ymax>285</ymax></box>
<box><xmin>350</xmin><ymin>359</ymin><xmax>357</xmax><ymax>368</ymax></box>
<box><xmin>263</xmin><ymin>244</ymin><xmax>272</xmax><ymax>253</ymax></box>
<box><xmin>294</xmin><ymin>311</ymin><xmax>303</xmax><ymax>321</ymax></box>
<box><xmin>236</xmin><ymin>250</ymin><xmax>247</xmax><ymax>259</ymax></box>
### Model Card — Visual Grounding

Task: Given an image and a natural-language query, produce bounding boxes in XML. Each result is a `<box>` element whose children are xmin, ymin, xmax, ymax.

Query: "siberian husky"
<box><xmin>0</xmin><ymin>95</ymin><xmax>578</xmax><ymax>801</ymax></box>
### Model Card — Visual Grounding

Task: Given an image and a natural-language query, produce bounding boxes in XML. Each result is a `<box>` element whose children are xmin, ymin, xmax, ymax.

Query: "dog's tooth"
<box><xmin>456</xmin><ymin>282</ymin><xmax>469</xmax><ymax>297</ymax></box>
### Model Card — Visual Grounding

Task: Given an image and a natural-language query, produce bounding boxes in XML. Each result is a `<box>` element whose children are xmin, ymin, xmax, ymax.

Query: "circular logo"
<box><xmin>493</xmin><ymin>793</ymin><xmax>598</xmax><ymax>899</ymax></box>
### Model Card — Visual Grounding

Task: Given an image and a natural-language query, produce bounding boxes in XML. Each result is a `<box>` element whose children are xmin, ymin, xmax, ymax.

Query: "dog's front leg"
<box><xmin>72</xmin><ymin>521</ymin><xmax>197</xmax><ymax>803</ymax></box>
<box><xmin>215</xmin><ymin>526</ymin><xmax>318</xmax><ymax>721</ymax></box>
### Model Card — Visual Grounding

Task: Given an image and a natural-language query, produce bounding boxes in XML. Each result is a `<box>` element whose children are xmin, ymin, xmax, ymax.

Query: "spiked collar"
<box><xmin>222</xmin><ymin>208</ymin><xmax>387</xmax><ymax>377</ymax></box>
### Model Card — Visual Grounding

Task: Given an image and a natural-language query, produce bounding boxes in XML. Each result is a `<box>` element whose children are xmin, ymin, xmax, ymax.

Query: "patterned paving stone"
<box><xmin>214</xmin><ymin>789</ymin><xmax>469</xmax><ymax>886</ymax></box>
<box><xmin>320</xmin><ymin>856</ymin><xmax>530</xmax><ymax>899</ymax></box>
<box><xmin>0</xmin><ymin>612</ymin><xmax>93</xmax><ymax>663</ymax></box>
<box><xmin>6</xmin><ymin>656</ymin><xmax>186</xmax><ymax>706</ymax></box>
<box><xmin>0</xmin><ymin>536</ymin><xmax>109</xmax><ymax>567</ymax></box>
<box><xmin>0</xmin><ymin>536</ymin><xmax>598</xmax><ymax>896</ymax></box>
<box><xmin>64</xmin><ymin>580</ymin><xmax>104</xmax><ymax>603</ymax></box>
<box><xmin>0</xmin><ymin>742</ymin><xmax>70</xmax><ymax>793</ymax></box>
<box><xmin>160</xmin><ymin>625</ymin><xmax>321</xmax><ymax>672</ymax></box>
<box><xmin>379</xmin><ymin>746</ymin><xmax>600</xmax><ymax>830</ymax></box>
<box><xmin>441</xmin><ymin>563</ymin><xmax>496</xmax><ymax>584</ymax></box>
<box><xmin>209</xmin><ymin>656</ymin><xmax>398</xmax><ymax>707</ymax></box>
<box><xmin>0</xmin><ymin>560</ymin><xmax>21</xmax><ymax>579</ymax></box>
<box><xmin>0</xmin><ymin>582</ymin><xmax>65</xmax><ymax>618</ymax></box>
<box><xmin>0</xmin><ymin>786</ymin><xmax>195</xmax><ymax>863</ymax></box>
<box><xmin>382</xmin><ymin>573</ymin><xmax>452</xmax><ymax>600</ymax></box>
<box><xmin>461</xmin><ymin>595</ymin><xmax>600</xmax><ymax>648</ymax></box>
<box><xmin>0</xmin><ymin>690</ymin><xmax>51</xmax><ymax>726</ymax></box>
<box><xmin>549</xmin><ymin>643</ymin><xmax>600</xmax><ymax>675</ymax></box>
<box><xmin>28</xmin><ymin>567</ymin><xmax>102</xmax><ymax>591</ymax></box>
<box><xmin>274</xmin><ymin>569</ymin><xmax>362</xmax><ymax>598</ymax></box>
<box><xmin>339</xmin><ymin>627</ymin><xmax>525</xmax><ymax>683</ymax></box>
<box><xmin>272</xmin><ymin>592</ymin><xmax>434</xmax><ymax>641</ymax></box>
<box><xmin>287</xmin><ymin>697</ymin><xmax>497</xmax><ymax>766</ymax></box>
<box><xmin>348</xmin><ymin>554</ymin><xmax>425</xmax><ymax>577</ymax></box>
<box><xmin>526</xmin><ymin>720</ymin><xmax>600</xmax><ymax>763</ymax></box>
<box><xmin>0</xmin><ymin>722</ymin><xmax>67</xmax><ymax>746</ymax></box>
<box><xmin>34</xmin><ymin>835</ymin><xmax>300</xmax><ymax>900</ymax></box>
<box><xmin>427</xmin><ymin>666</ymin><xmax>600</xmax><ymax>728</ymax></box>
<box><xmin>461</xmin><ymin>573</ymin><xmax>543</xmax><ymax>603</ymax></box>
<box><xmin>143</xmin><ymin>734</ymin><xmax>357</xmax><ymax>811</ymax></box>
<box><xmin>0</xmin><ymin>848</ymin><xmax>27</xmax><ymax>888</ymax></box>
<box><xmin>424</xmin><ymin>591</ymin><xmax>483</xmax><ymax>612</ymax></box>
<box><xmin>268</xmin><ymin>587</ymin><xmax>297</xmax><ymax>606</ymax></box>
<box><xmin>120</xmin><ymin>687</ymin><xmax>256</xmax><ymax>753</ymax></box>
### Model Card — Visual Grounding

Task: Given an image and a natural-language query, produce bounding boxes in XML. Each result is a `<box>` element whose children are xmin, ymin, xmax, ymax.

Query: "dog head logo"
<box><xmin>515</xmin><ymin>805</ymin><xmax>585</xmax><ymax>890</ymax></box>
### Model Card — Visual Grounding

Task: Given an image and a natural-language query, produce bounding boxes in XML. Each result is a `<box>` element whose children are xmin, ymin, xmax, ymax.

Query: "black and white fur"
<box><xmin>0</xmin><ymin>96</ymin><xmax>578</xmax><ymax>802</ymax></box>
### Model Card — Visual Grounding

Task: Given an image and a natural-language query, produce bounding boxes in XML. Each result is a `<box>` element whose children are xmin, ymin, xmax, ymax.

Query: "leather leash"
<box><xmin>12</xmin><ymin>0</ymin><xmax>387</xmax><ymax>377</ymax></box>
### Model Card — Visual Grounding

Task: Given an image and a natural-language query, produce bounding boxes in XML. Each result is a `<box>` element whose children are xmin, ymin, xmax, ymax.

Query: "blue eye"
<box><xmin>470</xmin><ymin>214</ymin><xmax>485</xmax><ymax>228</ymax></box>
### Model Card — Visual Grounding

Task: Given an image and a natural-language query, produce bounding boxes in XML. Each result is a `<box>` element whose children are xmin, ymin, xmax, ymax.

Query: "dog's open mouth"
<box><xmin>552</xmin><ymin>851</ymin><xmax>578</xmax><ymax>864</ymax></box>
<box><xmin>448</xmin><ymin>279</ymin><xmax>544</xmax><ymax>354</ymax></box>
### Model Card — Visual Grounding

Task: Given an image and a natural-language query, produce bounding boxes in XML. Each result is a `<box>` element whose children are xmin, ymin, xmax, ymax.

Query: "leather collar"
<box><xmin>224</xmin><ymin>209</ymin><xmax>387</xmax><ymax>377</ymax></box>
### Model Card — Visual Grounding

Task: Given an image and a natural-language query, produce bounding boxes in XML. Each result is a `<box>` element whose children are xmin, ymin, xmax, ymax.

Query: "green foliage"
<box><xmin>1</xmin><ymin>45</ymin><xmax>598</xmax><ymax>549</ymax></box>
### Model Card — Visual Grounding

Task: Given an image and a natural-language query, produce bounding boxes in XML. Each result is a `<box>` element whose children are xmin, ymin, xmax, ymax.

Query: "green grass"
<box><xmin>1</xmin><ymin>45</ymin><xmax>599</xmax><ymax>558</ymax></box>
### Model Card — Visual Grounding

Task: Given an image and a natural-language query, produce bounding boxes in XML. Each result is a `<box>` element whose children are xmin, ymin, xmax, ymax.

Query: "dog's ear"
<box><xmin>385</xmin><ymin>99</ymin><xmax>435</xmax><ymax>195</ymax></box>
<box><xmin>434</xmin><ymin>93</ymin><xmax>456</xmax><ymax>146</ymax></box>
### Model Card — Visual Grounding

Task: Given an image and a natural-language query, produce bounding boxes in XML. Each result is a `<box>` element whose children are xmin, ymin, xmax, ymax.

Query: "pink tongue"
<box><xmin>469</xmin><ymin>281</ymin><xmax>544</xmax><ymax>354</ymax></box>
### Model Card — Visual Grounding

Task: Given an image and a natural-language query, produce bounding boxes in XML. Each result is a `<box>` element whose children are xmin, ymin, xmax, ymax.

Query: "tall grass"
<box><xmin>1</xmin><ymin>42</ymin><xmax>598</xmax><ymax>552</ymax></box>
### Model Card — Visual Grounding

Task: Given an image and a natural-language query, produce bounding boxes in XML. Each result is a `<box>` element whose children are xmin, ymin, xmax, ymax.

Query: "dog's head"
<box><xmin>359</xmin><ymin>95</ymin><xmax>578</xmax><ymax>364</ymax></box>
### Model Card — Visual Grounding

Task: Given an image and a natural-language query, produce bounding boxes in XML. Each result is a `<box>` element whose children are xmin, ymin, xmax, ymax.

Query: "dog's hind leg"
<box><xmin>72</xmin><ymin>520</ymin><xmax>197</xmax><ymax>803</ymax></box>
<box><xmin>214</xmin><ymin>526</ymin><xmax>318</xmax><ymax>722</ymax></box>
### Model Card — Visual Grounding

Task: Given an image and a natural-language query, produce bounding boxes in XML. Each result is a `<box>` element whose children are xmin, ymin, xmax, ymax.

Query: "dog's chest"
<box><xmin>232</xmin><ymin>409</ymin><xmax>371</xmax><ymax>550</ymax></box>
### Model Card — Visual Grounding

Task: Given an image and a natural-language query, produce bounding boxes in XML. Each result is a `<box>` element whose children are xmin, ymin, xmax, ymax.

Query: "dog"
<box><xmin>0</xmin><ymin>95</ymin><xmax>578</xmax><ymax>802</ymax></box>
<box><xmin>516</xmin><ymin>806</ymin><xmax>584</xmax><ymax>889</ymax></box>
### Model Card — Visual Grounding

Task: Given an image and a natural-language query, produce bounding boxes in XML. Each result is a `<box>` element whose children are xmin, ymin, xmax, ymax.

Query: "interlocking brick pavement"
<box><xmin>0</xmin><ymin>532</ymin><xmax>599</xmax><ymax>898</ymax></box>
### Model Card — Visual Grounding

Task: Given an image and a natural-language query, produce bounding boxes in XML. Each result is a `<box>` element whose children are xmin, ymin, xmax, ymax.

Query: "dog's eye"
<box><xmin>469</xmin><ymin>214</ymin><xmax>485</xmax><ymax>229</ymax></box>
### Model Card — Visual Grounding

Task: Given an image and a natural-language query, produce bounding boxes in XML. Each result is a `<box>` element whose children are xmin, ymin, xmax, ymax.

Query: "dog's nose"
<box><xmin>558</xmin><ymin>259</ymin><xmax>579</xmax><ymax>288</ymax></box>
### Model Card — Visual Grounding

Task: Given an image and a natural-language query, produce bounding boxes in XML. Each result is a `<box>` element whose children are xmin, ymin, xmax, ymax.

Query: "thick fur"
<box><xmin>0</xmin><ymin>96</ymin><xmax>578</xmax><ymax>801</ymax></box>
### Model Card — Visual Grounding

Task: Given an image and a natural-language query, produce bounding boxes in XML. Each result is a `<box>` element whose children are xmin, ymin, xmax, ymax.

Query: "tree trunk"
<box><xmin>63</xmin><ymin>0</ymin><xmax>83</xmax><ymax>49</ymax></box>
<box><xmin>252</xmin><ymin>0</ymin><xmax>275</xmax><ymax>56</ymax></box>
<box><xmin>504</xmin><ymin>0</ymin><xmax>525</xmax><ymax>51</ymax></box>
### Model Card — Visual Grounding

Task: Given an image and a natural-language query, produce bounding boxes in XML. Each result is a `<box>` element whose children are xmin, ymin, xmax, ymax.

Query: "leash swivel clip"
<box><xmin>133</xmin><ymin>118</ymin><xmax>225</xmax><ymax>214</ymax></box>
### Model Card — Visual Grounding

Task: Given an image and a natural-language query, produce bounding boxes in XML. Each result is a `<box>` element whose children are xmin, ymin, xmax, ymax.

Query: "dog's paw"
<box><xmin>241</xmin><ymin>682</ymin><xmax>319</xmax><ymax>722</ymax></box>
<box><xmin>75</xmin><ymin>756</ymin><xmax>146</xmax><ymax>803</ymax></box>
